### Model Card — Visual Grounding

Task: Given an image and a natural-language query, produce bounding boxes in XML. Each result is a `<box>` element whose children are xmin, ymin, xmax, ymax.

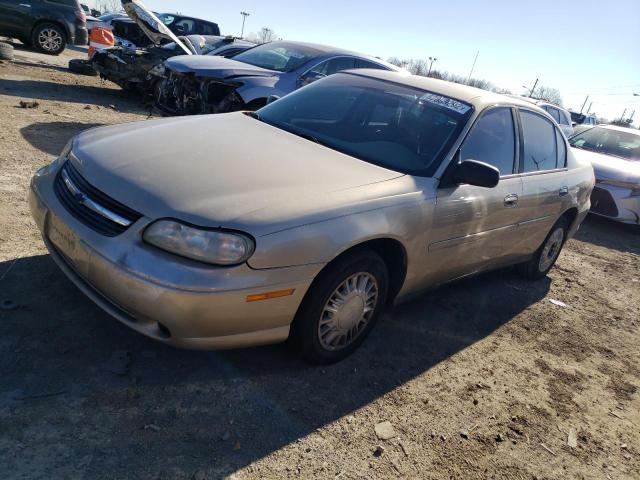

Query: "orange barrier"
<box><xmin>88</xmin><ymin>26</ymin><xmax>114</xmax><ymax>58</ymax></box>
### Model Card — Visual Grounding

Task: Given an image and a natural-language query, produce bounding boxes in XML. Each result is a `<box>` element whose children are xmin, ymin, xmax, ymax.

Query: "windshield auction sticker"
<box><xmin>420</xmin><ymin>93</ymin><xmax>471</xmax><ymax>115</ymax></box>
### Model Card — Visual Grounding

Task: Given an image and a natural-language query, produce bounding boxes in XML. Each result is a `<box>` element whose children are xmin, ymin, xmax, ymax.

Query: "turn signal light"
<box><xmin>246</xmin><ymin>288</ymin><xmax>295</xmax><ymax>302</ymax></box>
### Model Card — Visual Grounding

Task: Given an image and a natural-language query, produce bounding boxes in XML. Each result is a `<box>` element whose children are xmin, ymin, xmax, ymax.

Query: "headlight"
<box><xmin>143</xmin><ymin>220</ymin><xmax>255</xmax><ymax>266</ymax></box>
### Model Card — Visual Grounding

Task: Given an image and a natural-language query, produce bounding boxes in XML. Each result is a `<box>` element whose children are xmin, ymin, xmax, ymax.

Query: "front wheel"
<box><xmin>518</xmin><ymin>217</ymin><xmax>568</xmax><ymax>279</ymax></box>
<box><xmin>289</xmin><ymin>249</ymin><xmax>388</xmax><ymax>364</ymax></box>
<box><xmin>32</xmin><ymin>23</ymin><xmax>66</xmax><ymax>55</ymax></box>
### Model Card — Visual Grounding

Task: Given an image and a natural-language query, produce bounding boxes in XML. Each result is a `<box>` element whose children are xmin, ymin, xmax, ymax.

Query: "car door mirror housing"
<box><xmin>298</xmin><ymin>71</ymin><xmax>325</xmax><ymax>87</ymax></box>
<box><xmin>266</xmin><ymin>95</ymin><xmax>280</xmax><ymax>105</ymax></box>
<box><xmin>452</xmin><ymin>160</ymin><xmax>500</xmax><ymax>188</ymax></box>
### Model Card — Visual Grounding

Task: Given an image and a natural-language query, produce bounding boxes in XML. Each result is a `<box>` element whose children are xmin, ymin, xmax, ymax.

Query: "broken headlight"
<box><xmin>143</xmin><ymin>220</ymin><xmax>255</xmax><ymax>266</ymax></box>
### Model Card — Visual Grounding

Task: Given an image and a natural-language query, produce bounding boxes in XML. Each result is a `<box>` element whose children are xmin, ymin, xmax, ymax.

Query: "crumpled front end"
<box><xmin>91</xmin><ymin>46</ymin><xmax>175</xmax><ymax>93</ymax></box>
<box><xmin>155</xmin><ymin>69</ymin><xmax>244</xmax><ymax>116</ymax></box>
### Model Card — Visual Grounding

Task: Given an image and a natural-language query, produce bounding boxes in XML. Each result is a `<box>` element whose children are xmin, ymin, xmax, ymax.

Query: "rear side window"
<box><xmin>355</xmin><ymin>58</ymin><xmax>387</xmax><ymax>70</ymax></box>
<box><xmin>460</xmin><ymin>107</ymin><xmax>516</xmax><ymax>175</ymax></box>
<box><xmin>309</xmin><ymin>57</ymin><xmax>356</xmax><ymax>76</ymax></box>
<box><xmin>546</xmin><ymin>106</ymin><xmax>561</xmax><ymax>123</ymax></box>
<box><xmin>520</xmin><ymin>110</ymin><xmax>559</xmax><ymax>172</ymax></box>
<box><xmin>198</xmin><ymin>21</ymin><xmax>220</xmax><ymax>35</ymax></box>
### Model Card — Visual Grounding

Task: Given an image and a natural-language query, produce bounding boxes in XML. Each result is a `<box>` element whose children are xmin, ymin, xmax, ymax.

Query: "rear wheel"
<box><xmin>289</xmin><ymin>249</ymin><xmax>388</xmax><ymax>364</ymax></box>
<box><xmin>518</xmin><ymin>217</ymin><xmax>568</xmax><ymax>279</ymax></box>
<box><xmin>32</xmin><ymin>23</ymin><xmax>66</xmax><ymax>55</ymax></box>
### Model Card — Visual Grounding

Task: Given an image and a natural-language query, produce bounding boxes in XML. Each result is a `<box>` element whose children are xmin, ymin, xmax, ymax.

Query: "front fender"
<box><xmin>247</xmin><ymin>198</ymin><xmax>428</xmax><ymax>270</ymax></box>
<box><xmin>235</xmin><ymin>76</ymin><xmax>287</xmax><ymax>104</ymax></box>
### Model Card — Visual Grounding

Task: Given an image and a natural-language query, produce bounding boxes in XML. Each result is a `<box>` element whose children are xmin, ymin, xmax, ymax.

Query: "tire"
<box><xmin>289</xmin><ymin>248</ymin><xmax>388</xmax><ymax>364</ymax></box>
<box><xmin>68</xmin><ymin>59</ymin><xmax>97</xmax><ymax>76</ymax></box>
<box><xmin>0</xmin><ymin>42</ymin><xmax>14</xmax><ymax>61</ymax></box>
<box><xmin>518</xmin><ymin>217</ymin><xmax>569</xmax><ymax>279</ymax></box>
<box><xmin>32</xmin><ymin>23</ymin><xmax>66</xmax><ymax>55</ymax></box>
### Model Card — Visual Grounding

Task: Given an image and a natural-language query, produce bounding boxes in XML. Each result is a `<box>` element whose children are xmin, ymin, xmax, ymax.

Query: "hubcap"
<box><xmin>318</xmin><ymin>272</ymin><xmax>378</xmax><ymax>351</ymax></box>
<box><xmin>539</xmin><ymin>227</ymin><xmax>564</xmax><ymax>272</ymax></box>
<box><xmin>38</xmin><ymin>29</ymin><xmax>62</xmax><ymax>52</ymax></box>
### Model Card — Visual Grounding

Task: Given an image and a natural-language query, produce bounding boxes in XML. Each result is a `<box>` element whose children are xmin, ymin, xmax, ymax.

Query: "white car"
<box><xmin>569</xmin><ymin>125</ymin><xmax>640</xmax><ymax>225</ymax></box>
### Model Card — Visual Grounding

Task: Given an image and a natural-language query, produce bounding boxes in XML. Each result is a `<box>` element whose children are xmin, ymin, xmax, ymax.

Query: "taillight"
<box><xmin>75</xmin><ymin>9</ymin><xmax>86</xmax><ymax>23</ymax></box>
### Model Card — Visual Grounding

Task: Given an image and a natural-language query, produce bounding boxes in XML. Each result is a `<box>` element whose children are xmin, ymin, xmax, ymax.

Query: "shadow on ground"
<box><xmin>0</xmin><ymin>252</ymin><xmax>550</xmax><ymax>477</ymax></box>
<box><xmin>574</xmin><ymin>213</ymin><xmax>640</xmax><ymax>255</ymax></box>
<box><xmin>21</xmin><ymin>121</ymin><xmax>104</xmax><ymax>156</ymax></box>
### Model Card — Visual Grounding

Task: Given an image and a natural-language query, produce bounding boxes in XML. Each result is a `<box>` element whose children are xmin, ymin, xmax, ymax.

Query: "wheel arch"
<box><xmin>313</xmin><ymin>237</ymin><xmax>408</xmax><ymax>305</ymax></box>
<box><xmin>560</xmin><ymin>206</ymin><xmax>579</xmax><ymax>231</ymax></box>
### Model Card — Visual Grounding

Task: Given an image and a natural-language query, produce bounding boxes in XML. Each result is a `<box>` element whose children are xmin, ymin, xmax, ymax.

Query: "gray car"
<box><xmin>569</xmin><ymin>125</ymin><xmax>640</xmax><ymax>224</ymax></box>
<box><xmin>155</xmin><ymin>40</ymin><xmax>401</xmax><ymax>115</ymax></box>
<box><xmin>29</xmin><ymin>71</ymin><xmax>594</xmax><ymax>363</ymax></box>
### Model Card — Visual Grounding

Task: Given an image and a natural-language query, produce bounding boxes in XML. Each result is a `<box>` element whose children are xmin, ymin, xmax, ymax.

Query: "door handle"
<box><xmin>559</xmin><ymin>186</ymin><xmax>569</xmax><ymax>196</ymax></box>
<box><xmin>504</xmin><ymin>193</ymin><xmax>519</xmax><ymax>207</ymax></box>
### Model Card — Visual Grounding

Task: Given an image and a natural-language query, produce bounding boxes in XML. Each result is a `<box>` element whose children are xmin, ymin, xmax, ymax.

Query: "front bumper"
<box><xmin>29</xmin><ymin>165</ymin><xmax>321</xmax><ymax>349</ymax></box>
<box><xmin>590</xmin><ymin>184</ymin><xmax>640</xmax><ymax>225</ymax></box>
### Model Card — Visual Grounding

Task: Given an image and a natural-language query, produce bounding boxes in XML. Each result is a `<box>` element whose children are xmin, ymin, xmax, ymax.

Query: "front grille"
<box><xmin>590</xmin><ymin>186</ymin><xmax>619</xmax><ymax>217</ymax></box>
<box><xmin>54</xmin><ymin>161</ymin><xmax>141</xmax><ymax>236</ymax></box>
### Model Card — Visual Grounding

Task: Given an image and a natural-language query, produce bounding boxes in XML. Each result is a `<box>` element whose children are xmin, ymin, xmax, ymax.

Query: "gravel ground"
<box><xmin>1</xmin><ymin>49</ymin><xmax>639</xmax><ymax>480</ymax></box>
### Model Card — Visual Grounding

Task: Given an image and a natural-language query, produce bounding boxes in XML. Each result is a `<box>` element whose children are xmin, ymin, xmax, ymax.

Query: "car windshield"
<box><xmin>569</xmin><ymin>127</ymin><xmax>640</xmax><ymax>161</ymax></box>
<box><xmin>230</xmin><ymin>42</ymin><xmax>321</xmax><ymax>72</ymax></box>
<box><xmin>255</xmin><ymin>73</ymin><xmax>473</xmax><ymax>175</ymax></box>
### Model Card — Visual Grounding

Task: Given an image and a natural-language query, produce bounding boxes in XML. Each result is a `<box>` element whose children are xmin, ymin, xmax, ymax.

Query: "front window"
<box><xmin>569</xmin><ymin>127</ymin><xmax>640</xmax><ymax>161</ymax></box>
<box><xmin>255</xmin><ymin>73</ymin><xmax>473</xmax><ymax>175</ymax></box>
<box><xmin>230</xmin><ymin>42</ymin><xmax>322</xmax><ymax>72</ymax></box>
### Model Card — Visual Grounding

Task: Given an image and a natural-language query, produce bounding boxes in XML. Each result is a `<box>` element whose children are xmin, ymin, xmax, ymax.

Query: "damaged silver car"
<box><xmin>155</xmin><ymin>40</ymin><xmax>401</xmax><ymax>115</ymax></box>
<box><xmin>90</xmin><ymin>0</ymin><xmax>253</xmax><ymax>94</ymax></box>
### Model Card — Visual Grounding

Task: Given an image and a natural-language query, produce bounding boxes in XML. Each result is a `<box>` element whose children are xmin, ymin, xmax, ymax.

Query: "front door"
<box><xmin>427</xmin><ymin>107</ymin><xmax>527</xmax><ymax>285</ymax></box>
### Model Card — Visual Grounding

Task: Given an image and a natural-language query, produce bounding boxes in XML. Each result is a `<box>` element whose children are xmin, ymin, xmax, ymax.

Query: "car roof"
<box><xmin>343</xmin><ymin>70</ymin><xmax>548</xmax><ymax>111</ymax></box>
<box><xmin>505</xmin><ymin>95</ymin><xmax>569</xmax><ymax>111</ymax></box>
<box><xmin>261</xmin><ymin>41</ymin><xmax>402</xmax><ymax>71</ymax></box>
<box><xmin>596</xmin><ymin>124</ymin><xmax>640</xmax><ymax>135</ymax></box>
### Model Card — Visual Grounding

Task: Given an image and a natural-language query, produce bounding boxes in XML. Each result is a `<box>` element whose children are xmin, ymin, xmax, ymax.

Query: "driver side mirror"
<box><xmin>298</xmin><ymin>71</ymin><xmax>325</xmax><ymax>87</ymax></box>
<box><xmin>451</xmin><ymin>159</ymin><xmax>500</xmax><ymax>188</ymax></box>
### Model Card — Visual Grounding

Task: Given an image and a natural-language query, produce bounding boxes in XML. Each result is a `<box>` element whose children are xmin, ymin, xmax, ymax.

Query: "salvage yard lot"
<box><xmin>1</xmin><ymin>49</ymin><xmax>639</xmax><ymax>479</ymax></box>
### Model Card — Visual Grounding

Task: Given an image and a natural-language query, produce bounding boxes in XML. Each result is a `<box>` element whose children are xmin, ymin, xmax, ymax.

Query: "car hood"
<box><xmin>121</xmin><ymin>0</ymin><xmax>192</xmax><ymax>55</ymax></box>
<box><xmin>165</xmin><ymin>55</ymin><xmax>278</xmax><ymax>78</ymax></box>
<box><xmin>571</xmin><ymin>147</ymin><xmax>640</xmax><ymax>183</ymax></box>
<box><xmin>71</xmin><ymin>113</ymin><xmax>405</xmax><ymax>236</ymax></box>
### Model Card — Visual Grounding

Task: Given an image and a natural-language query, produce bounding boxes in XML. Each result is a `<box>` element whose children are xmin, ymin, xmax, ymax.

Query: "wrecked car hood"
<box><xmin>72</xmin><ymin>113</ymin><xmax>405</xmax><ymax>235</ymax></box>
<box><xmin>121</xmin><ymin>0</ymin><xmax>191</xmax><ymax>55</ymax></box>
<box><xmin>571</xmin><ymin>148</ymin><xmax>640</xmax><ymax>183</ymax></box>
<box><xmin>165</xmin><ymin>55</ymin><xmax>278</xmax><ymax>78</ymax></box>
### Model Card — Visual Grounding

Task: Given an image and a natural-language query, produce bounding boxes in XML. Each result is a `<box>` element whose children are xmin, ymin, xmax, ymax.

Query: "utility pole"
<box><xmin>240</xmin><ymin>11</ymin><xmax>250</xmax><ymax>38</ymax></box>
<box><xmin>466</xmin><ymin>50</ymin><xmax>479</xmax><ymax>84</ymax></box>
<box><xmin>630</xmin><ymin>110</ymin><xmax>635</xmax><ymax>122</ymax></box>
<box><xmin>586</xmin><ymin>102</ymin><xmax>593</xmax><ymax>114</ymax></box>
<box><xmin>528</xmin><ymin>78</ymin><xmax>539</xmax><ymax>98</ymax></box>
<box><xmin>579</xmin><ymin>95</ymin><xmax>589</xmax><ymax>114</ymax></box>
<box><xmin>620</xmin><ymin>108</ymin><xmax>627</xmax><ymax>121</ymax></box>
<box><xmin>427</xmin><ymin>57</ymin><xmax>437</xmax><ymax>76</ymax></box>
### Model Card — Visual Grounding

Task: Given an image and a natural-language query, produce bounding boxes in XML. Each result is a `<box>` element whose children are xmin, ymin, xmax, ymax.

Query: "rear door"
<box><xmin>428</xmin><ymin>106</ymin><xmax>527</xmax><ymax>284</ymax></box>
<box><xmin>516</xmin><ymin>108</ymin><xmax>571</xmax><ymax>253</ymax></box>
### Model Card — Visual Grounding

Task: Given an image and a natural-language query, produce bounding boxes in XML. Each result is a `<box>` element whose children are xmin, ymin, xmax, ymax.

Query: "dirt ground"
<box><xmin>1</xmin><ymin>43</ymin><xmax>639</xmax><ymax>480</ymax></box>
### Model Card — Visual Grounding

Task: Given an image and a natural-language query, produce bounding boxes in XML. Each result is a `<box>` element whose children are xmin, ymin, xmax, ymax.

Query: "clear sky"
<box><xmin>106</xmin><ymin>0</ymin><xmax>640</xmax><ymax>122</ymax></box>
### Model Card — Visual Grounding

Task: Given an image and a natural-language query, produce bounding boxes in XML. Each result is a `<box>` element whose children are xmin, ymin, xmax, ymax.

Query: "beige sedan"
<box><xmin>29</xmin><ymin>70</ymin><xmax>594</xmax><ymax>363</ymax></box>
